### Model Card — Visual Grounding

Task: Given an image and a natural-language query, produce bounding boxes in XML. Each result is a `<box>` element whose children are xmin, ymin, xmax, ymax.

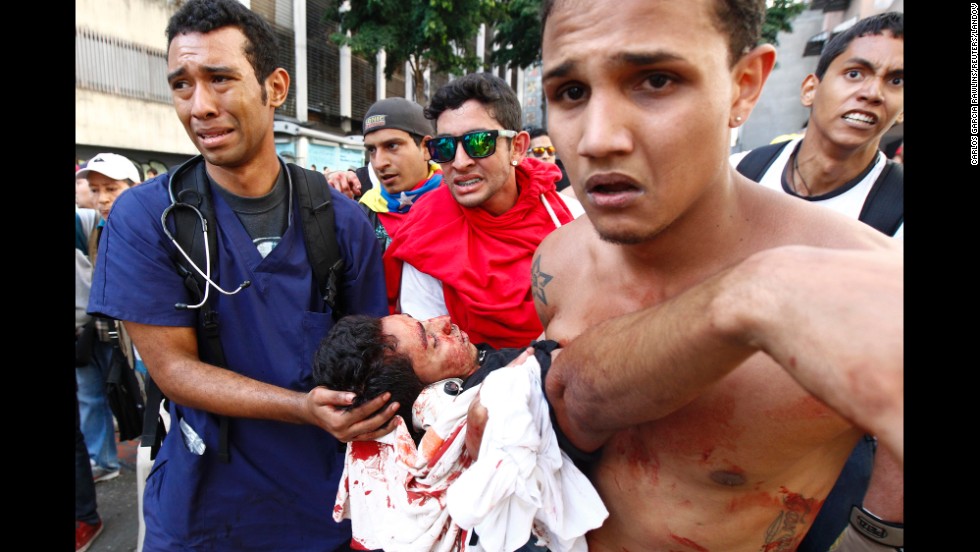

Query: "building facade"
<box><xmin>76</xmin><ymin>0</ymin><xmax>530</xmax><ymax>176</ymax></box>
<box><xmin>734</xmin><ymin>0</ymin><xmax>904</xmax><ymax>153</ymax></box>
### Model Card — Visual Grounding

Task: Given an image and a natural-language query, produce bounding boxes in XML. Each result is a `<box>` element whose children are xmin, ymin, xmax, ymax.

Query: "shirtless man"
<box><xmin>528</xmin><ymin>1</ymin><xmax>903</xmax><ymax>550</ymax></box>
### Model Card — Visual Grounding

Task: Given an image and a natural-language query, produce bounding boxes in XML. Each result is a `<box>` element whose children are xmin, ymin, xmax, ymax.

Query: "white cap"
<box><xmin>76</xmin><ymin>153</ymin><xmax>141</xmax><ymax>183</ymax></box>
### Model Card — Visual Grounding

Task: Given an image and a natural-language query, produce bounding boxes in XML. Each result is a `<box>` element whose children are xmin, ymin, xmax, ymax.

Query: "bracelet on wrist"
<box><xmin>849</xmin><ymin>504</ymin><xmax>903</xmax><ymax>549</ymax></box>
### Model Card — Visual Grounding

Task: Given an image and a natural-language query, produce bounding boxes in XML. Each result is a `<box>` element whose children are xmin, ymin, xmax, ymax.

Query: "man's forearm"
<box><xmin>745</xmin><ymin>246</ymin><xmax>903</xmax><ymax>465</ymax></box>
<box><xmin>162</xmin><ymin>358</ymin><xmax>311</xmax><ymax>423</ymax></box>
<box><xmin>545</xmin><ymin>264</ymin><xmax>757</xmax><ymax>450</ymax></box>
<box><xmin>125</xmin><ymin>321</ymin><xmax>312</xmax><ymax>425</ymax></box>
<box><xmin>544</xmin><ymin>245</ymin><xmax>903</xmax><ymax>455</ymax></box>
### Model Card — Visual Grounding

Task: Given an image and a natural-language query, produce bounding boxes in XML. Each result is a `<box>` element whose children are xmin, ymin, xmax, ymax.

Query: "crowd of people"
<box><xmin>76</xmin><ymin>0</ymin><xmax>903</xmax><ymax>551</ymax></box>
<box><xmin>75</xmin><ymin>153</ymin><xmax>145</xmax><ymax>551</ymax></box>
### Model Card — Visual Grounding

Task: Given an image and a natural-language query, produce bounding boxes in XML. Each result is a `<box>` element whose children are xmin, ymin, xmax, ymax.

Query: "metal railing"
<box><xmin>76</xmin><ymin>27</ymin><xmax>172</xmax><ymax>104</ymax></box>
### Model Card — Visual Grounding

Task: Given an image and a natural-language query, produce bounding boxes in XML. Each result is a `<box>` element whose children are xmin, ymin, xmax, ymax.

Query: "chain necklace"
<box><xmin>792</xmin><ymin>150</ymin><xmax>813</xmax><ymax>197</ymax></box>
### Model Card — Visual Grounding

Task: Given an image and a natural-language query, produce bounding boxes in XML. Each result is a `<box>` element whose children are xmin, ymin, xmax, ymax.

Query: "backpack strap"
<box><xmin>140</xmin><ymin>376</ymin><xmax>167</xmax><ymax>460</ymax></box>
<box><xmin>168</xmin><ymin>157</ymin><xmax>216</xmax><ymax>306</ymax></box>
<box><xmin>738</xmin><ymin>142</ymin><xmax>904</xmax><ymax>237</ymax></box>
<box><xmin>735</xmin><ymin>141</ymin><xmax>790</xmax><ymax>181</ymax></box>
<box><xmin>147</xmin><ymin>156</ymin><xmax>235</xmax><ymax>462</ymax></box>
<box><xmin>173</xmin><ymin>157</ymin><xmax>235</xmax><ymax>462</ymax></box>
<box><xmin>288</xmin><ymin>164</ymin><xmax>345</xmax><ymax>320</ymax></box>
<box><xmin>143</xmin><ymin>157</ymin><xmax>205</xmax><ymax>458</ymax></box>
<box><xmin>857</xmin><ymin>160</ymin><xmax>903</xmax><ymax>236</ymax></box>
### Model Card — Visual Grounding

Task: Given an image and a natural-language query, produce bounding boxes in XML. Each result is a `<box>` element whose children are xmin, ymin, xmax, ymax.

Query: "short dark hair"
<box><xmin>815</xmin><ymin>12</ymin><xmax>903</xmax><ymax>80</ymax></box>
<box><xmin>425</xmin><ymin>73</ymin><xmax>523</xmax><ymax>132</ymax></box>
<box><xmin>166</xmin><ymin>0</ymin><xmax>280</xmax><ymax>88</ymax></box>
<box><xmin>526</xmin><ymin>126</ymin><xmax>549</xmax><ymax>140</ymax></box>
<box><xmin>540</xmin><ymin>0</ymin><xmax>766</xmax><ymax>67</ymax></box>
<box><xmin>312</xmin><ymin>315</ymin><xmax>424</xmax><ymax>425</ymax></box>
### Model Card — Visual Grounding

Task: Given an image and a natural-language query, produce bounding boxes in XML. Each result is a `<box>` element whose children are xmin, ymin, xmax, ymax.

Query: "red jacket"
<box><xmin>385</xmin><ymin>158</ymin><xmax>574</xmax><ymax>348</ymax></box>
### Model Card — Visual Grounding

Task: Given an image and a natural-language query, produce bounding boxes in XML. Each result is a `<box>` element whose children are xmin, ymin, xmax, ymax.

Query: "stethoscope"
<box><xmin>161</xmin><ymin>157</ymin><xmax>250</xmax><ymax>310</ymax></box>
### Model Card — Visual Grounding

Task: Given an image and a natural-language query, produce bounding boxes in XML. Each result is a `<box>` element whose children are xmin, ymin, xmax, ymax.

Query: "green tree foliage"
<box><xmin>327</xmin><ymin>0</ymin><xmax>499</xmax><ymax>104</ymax></box>
<box><xmin>487</xmin><ymin>0</ymin><xmax>810</xmax><ymax>68</ymax></box>
<box><xmin>761</xmin><ymin>0</ymin><xmax>808</xmax><ymax>46</ymax></box>
<box><xmin>328</xmin><ymin>0</ymin><xmax>808</xmax><ymax>103</ymax></box>
<box><xmin>487</xmin><ymin>0</ymin><xmax>542</xmax><ymax>70</ymax></box>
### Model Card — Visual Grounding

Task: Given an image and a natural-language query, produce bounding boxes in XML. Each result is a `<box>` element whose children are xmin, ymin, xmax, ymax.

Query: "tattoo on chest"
<box><xmin>531</xmin><ymin>255</ymin><xmax>553</xmax><ymax>305</ymax></box>
<box><xmin>761</xmin><ymin>487</ymin><xmax>818</xmax><ymax>551</ymax></box>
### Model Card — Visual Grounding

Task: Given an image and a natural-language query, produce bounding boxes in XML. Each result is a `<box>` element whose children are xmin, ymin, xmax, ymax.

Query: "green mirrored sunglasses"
<box><xmin>426</xmin><ymin>129</ymin><xmax>518</xmax><ymax>163</ymax></box>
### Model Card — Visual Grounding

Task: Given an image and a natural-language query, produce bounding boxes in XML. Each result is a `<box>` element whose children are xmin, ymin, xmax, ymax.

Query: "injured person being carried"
<box><xmin>313</xmin><ymin>314</ymin><xmax>608</xmax><ymax>552</ymax></box>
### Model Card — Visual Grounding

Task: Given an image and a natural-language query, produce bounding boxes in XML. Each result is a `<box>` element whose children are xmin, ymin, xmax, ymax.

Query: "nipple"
<box><xmin>710</xmin><ymin>470</ymin><xmax>747</xmax><ymax>487</ymax></box>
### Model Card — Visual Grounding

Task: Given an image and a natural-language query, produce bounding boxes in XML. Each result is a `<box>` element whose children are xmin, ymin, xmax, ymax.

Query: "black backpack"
<box><xmin>735</xmin><ymin>141</ymin><xmax>904</xmax><ymax>236</ymax></box>
<box><xmin>141</xmin><ymin>155</ymin><xmax>345</xmax><ymax>462</ymax></box>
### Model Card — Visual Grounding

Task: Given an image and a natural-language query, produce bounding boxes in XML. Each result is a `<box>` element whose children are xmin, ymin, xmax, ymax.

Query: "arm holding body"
<box><xmin>546</xmin><ymin>244</ymin><xmax>903</xmax><ymax>459</ymax></box>
<box><xmin>125</xmin><ymin>321</ymin><xmax>399</xmax><ymax>442</ymax></box>
<box><xmin>91</xmin><ymin>182</ymin><xmax>397</xmax><ymax>443</ymax></box>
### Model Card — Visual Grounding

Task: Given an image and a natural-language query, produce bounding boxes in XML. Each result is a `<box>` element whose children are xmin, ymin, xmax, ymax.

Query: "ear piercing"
<box><xmin>512</xmin><ymin>160</ymin><xmax>518</xmax><ymax>166</ymax></box>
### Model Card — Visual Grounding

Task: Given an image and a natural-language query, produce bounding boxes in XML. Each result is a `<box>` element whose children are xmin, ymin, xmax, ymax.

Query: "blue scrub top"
<box><xmin>89</xmin><ymin>163</ymin><xmax>387</xmax><ymax>551</ymax></box>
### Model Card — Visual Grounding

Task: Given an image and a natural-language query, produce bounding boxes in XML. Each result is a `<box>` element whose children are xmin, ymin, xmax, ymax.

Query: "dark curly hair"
<box><xmin>166</xmin><ymin>0</ymin><xmax>280</xmax><ymax>96</ymax></box>
<box><xmin>313</xmin><ymin>315</ymin><xmax>424</xmax><ymax>430</ymax></box>
<box><xmin>815</xmin><ymin>12</ymin><xmax>903</xmax><ymax>80</ymax></box>
<box><xmin>540</xmin><ymin>0</ymin><xmax>766</xmax><ymax>67</ymax></box>
<box><xmin>425</xmin><ymin>72</ymin><xmax>523</xmax><ymax>132</ymax></box>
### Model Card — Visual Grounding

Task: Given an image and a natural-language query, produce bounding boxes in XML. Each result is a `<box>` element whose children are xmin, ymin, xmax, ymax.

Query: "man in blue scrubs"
<box><xmin>87</xmin><ymin>0</ymin><xmax>397</xmax><ymax>549</ymax></box>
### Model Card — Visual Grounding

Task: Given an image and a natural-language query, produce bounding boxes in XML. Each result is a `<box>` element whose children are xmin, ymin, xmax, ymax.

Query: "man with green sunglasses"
<box><xmin>384</xmin><ymin>72</ymin><xmax>584</xmax><ymax>350</ymax></box>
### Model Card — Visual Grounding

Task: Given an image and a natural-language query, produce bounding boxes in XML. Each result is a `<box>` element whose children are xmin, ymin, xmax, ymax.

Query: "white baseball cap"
<box><xmin>76</xmin><ymin>153</ymin><xmax>141</xmax><ymax>183</ymax></box>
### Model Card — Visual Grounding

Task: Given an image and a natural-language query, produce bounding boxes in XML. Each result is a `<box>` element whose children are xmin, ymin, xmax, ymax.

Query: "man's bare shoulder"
<box><xmin>740</xmin><ymin>180</ymin><xmax>896</xmax><ymax>252</ymax></box>
<box><xmin>789</xmin><ymin>201</ymin><xmax>897</xmax><ymax>251</ymax></box>
<box><xmin>534</xmin><ymin>217</ymin><xmax>600</xmax><ymax>336</ymax></box>
<box><xmin>538</xmin><ymin>216</ymin><xmax>611</xmax><ymax>290</ymax></box>
<box><xmin>538</xmin><ymin>214</ymin><xmax>595</xmax><ymax>258</ymax></box>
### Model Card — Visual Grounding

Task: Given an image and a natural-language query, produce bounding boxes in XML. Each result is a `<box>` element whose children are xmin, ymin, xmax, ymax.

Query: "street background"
<box><xmin>90</xmin><ymin>436</ymin><xmax>139</xmax><ymax>552</ymax></box>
